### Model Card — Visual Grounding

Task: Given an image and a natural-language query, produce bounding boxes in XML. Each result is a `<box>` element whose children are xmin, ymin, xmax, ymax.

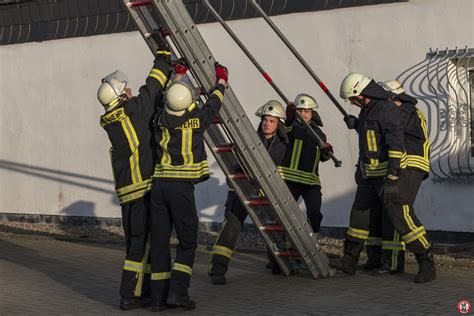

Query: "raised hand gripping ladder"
<box><xmin>124</xmin><ymin>0</ymin><xmax>335</xmax><ymax>279</ymax></box>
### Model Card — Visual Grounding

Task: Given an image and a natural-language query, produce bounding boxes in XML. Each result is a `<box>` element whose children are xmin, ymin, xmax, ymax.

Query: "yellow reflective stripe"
<box><xmin>406</xmin><ymin>155</ymin><xmax>430</xmax><ymax>172</ymax></box>
<box><xmin>134</xmin><ymin>240</ymin><xmax>150</xmax><ymax>296</ymax></box>
<box><xmin>121</xmin><ymin>116</ymin><xmax>142</xmax><ymax>184</ymax></box>
<box><xmin>159</xmin><ymin>127</ymin><xmax>171</xmax><ymax>165</ymax></box>
<box><xmin>402</xmin><ymin>226</ymin><xmax>427</xmax><ymax>245</ymax></box>
<box><xmin>388</xmin><ymin>150</ymin><xmax>404</xmax><ymax>158</ymax></box>
<box><xmin>124</xmin><ymin>260</ymin><xmax>143</xmax><ymax>273</ymax></box>
<box><xmin>151</xmin><ymin>272</ymin><xmax>171</xmax><ymax>280</ymax></box>
<box><xmin>187</xmin><ymin>103</ymin><xmax>197</xmax><ymax>112</ymax></box>
<box><xmin>153</xmin><ymin>169</ymin><xmax>209</xmax><ymax>179</ymax></box>
<box><xmin>156</xmin><ymin>50</ymin><xmax>171</xmax><ymax>56</ymax></box>
<box><xmin>211</xmin><ymin>89</ymin><xmax>224</xmax><ymax>102</ymax></box>
<box><xmin>212</xmin><ymin>245</ymin><xmax>234</xmax><ymax>259</ymax></box>
<box><xmin>116</xmin><ymin>180</ymin><xmax>150</xmax><ymax>196</ymax></box>
<box><xmin>312</xmin><ymin>146</ymin><xmax>321</xmax><ymax>174</ymax></box>
<box><xmin>154</xmin><ymin>161</ymin><xmax>209</xmax><ymax>179</ymax></box>
<box><xmin>290</xmin><ymin>139</ymin><xmax>303</xmax><ymax>170</ymax></box>
<box><xmin>347</xmin><ymin>227</ymin><xmax>369</xmax><ymax>240</ymax></box>
<box><xmin>360</xmin><ymin>160</ymin><xmax>391</xmax><ymax>177</ymax></box>
<box><xmin>173</xmin><ymin>263</ymin><xmax>192</xmax><ymax>275</ymax></box>
<box><xmin>118</xmin><ymin>188</ymin><xmax>150</xmax><ymax>204</ymax></box>
<box><xmin>285</xmin><ymin>125</ymin><xmax>293</xmax><ymax>133</ymax></box>
<box><xmin>155</xmin><ymin>161</ymin><xmax>209</xmax><ymax>170</ymax></box>
<box><xmin>366</xmin><ymin>237</ymin><xmax>382</xmax><ymax>246</ymax></box>
<box><xmin>366</xmin><ymin>130</ymin><xmax>377</xmax><ymax>152</ymax></box>
<box><xmin>361</xmin><ymin>161</ymin><xmax>389</xmax><ymax>170</ymax></box>
<box><xmin>149</xmin><ymin>68</ymin><xmax>168</xmax><ymax>87</ymax></box>
<box><xmin>416</xmin><ymin>110</ymin><xmax>430</xmax><ymax>160</ymax></box>
<box><xmin>181</xmin><ymin>128</ymin><xmax>193</xmax><ymax>165</ymax></box>
<box><xmin>392</xmin><ymin>249</ymin><xmax>399</xmax><ymax>270</ymax></box>
<box><xmin>402</xmin><ymin>204</ymin><xmax>429</xmax><ymax>247</ymax></box>
<box><xmin>403</xmin><ymin>205</ymin><xmax>417</xmax><ymax>231</ymax></box>
<box><xmin>277</xmin><ymin>166</ymin><xmax>321</xmax><ymax>186</ymax></box>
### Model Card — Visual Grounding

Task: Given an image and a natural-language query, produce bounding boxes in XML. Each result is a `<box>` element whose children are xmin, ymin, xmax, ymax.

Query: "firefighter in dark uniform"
<box><xmin>208</xmin><ymin>100</ymin><xmax>289</xmax><ymax>285</ymax></box>
<box><xmin>337</xmin><ymin>73</ymin><xmax>436</xmax><ymax>283</ymax></box>
<box><xmin>149</xmin><ymin>64</ymin><xmax>229</xmax><ymax>311</ymax></box>
<box><xmin>97</xmin><ymin>36</ymin><xmax>172</xmax><ymax>310</ymax></box>
<box><xmin>279</xmin><ymin>94</ymin><xmax>333</xmax><ymax>235</ymax></box>
<box><xmin>374</xmin><ymin>79</ymin><xmax>431</xmax><ymax>274</ymax></box>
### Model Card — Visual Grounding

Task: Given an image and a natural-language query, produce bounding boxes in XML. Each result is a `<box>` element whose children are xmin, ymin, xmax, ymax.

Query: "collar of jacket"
<box><xmin>395</xmin><ymin>92</ymin><xmax>418</xmax><ymax>104</ymax></box>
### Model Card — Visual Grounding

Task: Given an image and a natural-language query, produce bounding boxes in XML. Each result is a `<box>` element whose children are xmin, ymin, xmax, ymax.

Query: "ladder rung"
<box><xmin>276</xmin><ymin>250</ymin><xmax>299</xmax><ymax>257</ymax></box>
<box><xmin>213</xmin><ymin>145</ymin><xmax>234</xmax><ymax>153</ymax></box>
<box><xmin>211</xmin><ymin>117</ymin><xmax>222</xmax><ymax>124</ymax></box>
<box><xmin>261</xmin><ymin>225</ymin><xmax>284</xmax><ymax>233</ymax></box>
<box><xmin>127</xmin><ymin>0</ymin><xmax>151</xmax><ymax>7</ymax></box>
<box><xmin>229</xmin><ymin>173</ymin><xmax>249</xmax><ymax>180</ymax></box>
<box><xmin>246</xmin><ymin>199</ymin><xmax>269</xmax><ymax>206</ymax></box>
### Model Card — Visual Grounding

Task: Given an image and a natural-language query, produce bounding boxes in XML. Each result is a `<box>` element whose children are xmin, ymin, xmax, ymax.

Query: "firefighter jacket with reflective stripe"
<box><xmin>152</xmin><ymin>84</ymin><xmax>225</xmax><ymax>183</ymax></box>
<box><xmin>258</xmin><ymin>122</ymin><xmax>289</xmax><ymax>166</ymax></box>
<box><xmin>227</xmin><ymin>123</ymin><xmax>288</xmax><ymax>191</ymax></box>
<box><xmin>358</xmin><ymin>99</ymin><xmax>406</xmax><ymax>178</ymax></box>
<box><xmin>278</xmin><ymin>119</ymin><xmax>328</xmax><ymax>186</ymax></box>
<box><xmin>100</xmin><ymin>53</ymin><xmax>172</xmax><ymax>205</ymax></box>
<box><xmin>399</xmin><ymin>102</ymin><xmax>430</xmax><ymax>176</ymax></box>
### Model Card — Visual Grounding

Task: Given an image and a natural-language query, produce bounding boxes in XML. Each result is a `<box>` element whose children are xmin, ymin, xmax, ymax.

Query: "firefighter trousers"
<box><xmin>346</xmin><ymin>169</ymin><xmax>431</xmax><ymax>261</ymax></box>
<box><xmin>149</xmin><ymin>180</ymin><xmax>198</xmax><ymax>303</ymax></box>
<box><xmin>208</xmin><ymin>191</ymin><xmax>247</xmax><ymax>276</ymax></box>
<box><xmin>120</xmin><ymin>195</ymin><xmax>151</xmax><ymax>298</ymax></box>
<box><xmin>381</xmin><ymin>169</ymin><xmax>427</xmax><ymax>271</ymax></box>
<box><xmin>286</xmin><ymin>182</ymin><xmax>323</xmax><ymax>233</ymax></box>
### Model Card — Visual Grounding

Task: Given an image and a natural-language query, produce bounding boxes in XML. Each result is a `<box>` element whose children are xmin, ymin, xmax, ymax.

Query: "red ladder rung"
<box><xmin>127</xmin><ymin>0</ymin><xmax>151</xmax><ymax>7</ymax></box>
<box><xmin>229</xmin><ymin>173</ymin><xmax>249</xmax><ymax>180</ymax></box>
<box><xmin>213</xmin><ymin>145</ymin><xmax>234</xmax><ymax>153</ymax></box>
<box><xmin>261</xmin><ymin>225</ymin><xmax>285</xmax><ymax>233</ymax></box>
<box><xmin>246</xmin><ymin>199</ymin><xmax>269</xmax><ymax>206</ymax></box>
<box><xmin>276</xmin><ymin>250</ymin><xmax>299</xmax><ymax>257</ymax></box>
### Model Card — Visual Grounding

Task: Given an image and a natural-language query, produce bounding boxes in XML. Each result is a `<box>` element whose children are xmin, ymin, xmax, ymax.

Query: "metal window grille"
<box><xmin>397</xmin><ymin>47</ymin><xmax>474</xmax><ymax>182</ymax></box>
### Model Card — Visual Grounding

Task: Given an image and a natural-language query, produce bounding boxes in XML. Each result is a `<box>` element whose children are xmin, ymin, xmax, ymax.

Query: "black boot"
<box><xmin>210</xmin><ymin>274</ymin><xmax>227</xmax><ymax>285</ymax></box>
<box><xmin>120</xmin><ymin>297</ymin><xmax>148</xmax><ymax>310</ymax></box>
<box><xmin>414</xmin><ymin>248</ymin><xmax>436</xmax><ymax>283</ymax></box>
<box><xmin>166</xmin><ymin>293</ymin><xmax>196</xmax><ymax>310</ymax></box>
<box><xmin>360</xmin><ymin>261</ymin><xmax>382</xmax><ymax>272</ymax></box>
<box><xmin>331</xmin><ymin>240</ymin><xmax>363</xmax><ymax>275</ymax></box>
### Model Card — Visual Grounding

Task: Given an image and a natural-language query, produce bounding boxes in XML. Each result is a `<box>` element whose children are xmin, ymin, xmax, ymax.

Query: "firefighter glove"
<box><xmin>383</xmin><ymin>175</ymin><xmax>400</xmax><ymax>205</ymax></box>
<box><xmin>322</xmin><ymin>142</ymin><xmax>334</xmax><ymax>154</ymax></box>
<box><xmin>286</xmin><ymin>102</ymin><xmax>296</xmax><ymax>122</ymax></box>
<box><xmin>215</xmin><ymin>63</ymin><xmax>229</xmax><ymax>83</ymax></box>
<box><xmin>173</xmin><ymin>58</ymin><xmax>189</xmax><ymax>75</ymax></box>
<box><xmin>344</xmin><ymin>115</ymin><xmax>358</xmax><ymax>130</ymax></box>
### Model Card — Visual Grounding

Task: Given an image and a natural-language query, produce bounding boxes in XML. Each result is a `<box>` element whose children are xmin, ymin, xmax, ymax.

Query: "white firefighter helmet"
<box><xmin>339</xmin><ymin>73</ymin><xmax>373</xmax><ymax>99</ymax></box>
<box><xmin>255</xmin><ymin>100</ymin><xmax>286</xmax><ymax>123</ymax></box>
<box><xmin>381</xmin><ymin>79</ymin><xmax>406</xmax><ymax>95</ymax></box>
<box><xmin>164</xmin><ymin>81</ymin><xmax>195</xmax><ymax>116</ymax></box>
<box><xmin>294</xmin><ymin>94</ymin><xmax>319</xmax><ymax>111</ymax></box>
<box><xmin>97</xmin><ymin>70</ymin><xmax>128</xmax><ymax>110</ymax></box>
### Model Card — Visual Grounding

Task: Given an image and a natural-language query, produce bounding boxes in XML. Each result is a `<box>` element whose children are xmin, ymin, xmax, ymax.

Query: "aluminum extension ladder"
<box><xmin>124</xmin><ymin>0</ymin><xmax>335</xmax><ymax>279</ymax></box>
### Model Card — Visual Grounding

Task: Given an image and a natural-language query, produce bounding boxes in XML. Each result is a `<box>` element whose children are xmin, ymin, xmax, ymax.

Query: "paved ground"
<box><xmin>1</xmin><ymin>236</ymin><xmax>473</xmax><ymax>315</ymax></box>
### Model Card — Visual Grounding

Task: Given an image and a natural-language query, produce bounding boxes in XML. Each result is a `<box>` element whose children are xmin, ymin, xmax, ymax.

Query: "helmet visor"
<box><xmin>102</xmin><ymin>70</ymin><xmax>128</xmax><ymax>96</ymax></box>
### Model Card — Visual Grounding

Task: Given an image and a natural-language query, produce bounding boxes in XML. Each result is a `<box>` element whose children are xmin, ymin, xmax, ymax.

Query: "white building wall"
<box><xmin>0</xmin><ymin>0</ymin><xmax>473</xmax><ymax>232</ymax></box>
